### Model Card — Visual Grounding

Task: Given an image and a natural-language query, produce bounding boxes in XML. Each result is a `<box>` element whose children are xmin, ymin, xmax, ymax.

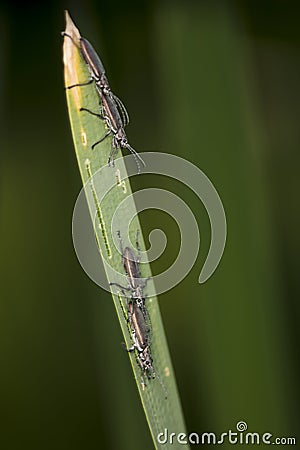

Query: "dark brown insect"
<box><xmin>63</xmin><ymin>32</ymin><xmax>145</xmax><ymax>172</ymax></box>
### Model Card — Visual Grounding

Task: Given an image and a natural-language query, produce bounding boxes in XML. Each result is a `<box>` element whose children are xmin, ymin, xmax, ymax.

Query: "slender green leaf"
<box><xmin>63</xmin><ymin>11</ymin><xmax>188</xmax><ymax>450</ymax></box>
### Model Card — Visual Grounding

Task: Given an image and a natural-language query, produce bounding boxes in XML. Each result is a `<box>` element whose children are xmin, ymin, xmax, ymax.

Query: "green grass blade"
<box><xmin>63</xmin><ymin>11</ymin><xmax>188</xmax><ymax>450</ymax></box>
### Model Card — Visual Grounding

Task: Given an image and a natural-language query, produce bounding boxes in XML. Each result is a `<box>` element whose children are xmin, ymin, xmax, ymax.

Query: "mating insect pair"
<box><xmin>111</xmin><ymin>232</ymin><xmax>167</xmax><ymax>398</ymax></box>
<box><xmin>62</xmin><ymin>31</ymin><xmax>145</xmax><ymax>172</ymax></box>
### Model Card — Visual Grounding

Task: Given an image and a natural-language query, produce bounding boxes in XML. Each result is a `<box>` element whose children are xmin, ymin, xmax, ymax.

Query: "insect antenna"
<box><xmin>125</xmin><ymin>143</ymin><xmax>146</xmax><ymax>174</ymax></box>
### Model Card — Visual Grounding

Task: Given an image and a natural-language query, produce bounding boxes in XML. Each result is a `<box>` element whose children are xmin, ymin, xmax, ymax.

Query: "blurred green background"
<box><xmin>0</xmin><ymin>1</ymin><xmax>299</xmax><ymax>449</ymax></box>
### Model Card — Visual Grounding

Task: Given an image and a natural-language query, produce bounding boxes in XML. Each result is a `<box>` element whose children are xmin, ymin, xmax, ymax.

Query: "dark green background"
<box><xmin>1</xmin><ymin>1</ymin><xmax>299</xmax><ymax>449</ymax></box>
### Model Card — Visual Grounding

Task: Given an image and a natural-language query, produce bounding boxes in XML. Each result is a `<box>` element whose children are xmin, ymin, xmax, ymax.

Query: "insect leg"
<box><xmin>65</xmin><ymin>79</ymin><xmax>94</xmax><ymax>90</ymax></box>
<box><xmin>140</xmin><ymin>277</ymin><xmax>151</xmax><ymax>289</ymax></box>
<box><xmin>91</xmin><ymin>131</ymin><xmax>112</xmax><ymax>150</ymax></box>
<box><xmin>80</xmin><ymin>107</ymin><xmax>105</xmax><ymax>120</ymax></box>
<box><xmin>109</xmin><ymin>282</ymin><xmax>131</xmax><ymax>291</ymax></box>
<box><xmin>107</xmin><ymin>146</ymin><xmax>121</xmax><ymax>167</ymax></box>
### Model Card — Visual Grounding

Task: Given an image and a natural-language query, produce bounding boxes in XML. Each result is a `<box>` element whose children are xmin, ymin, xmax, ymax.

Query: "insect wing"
<box><xmin>80</xmin><ymin>37</ymin><xmax>107</xmax><ymax>81</ymax></box>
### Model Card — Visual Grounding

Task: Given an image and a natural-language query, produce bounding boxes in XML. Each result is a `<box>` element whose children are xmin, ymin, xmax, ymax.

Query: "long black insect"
<box><xmin>127</xmin><ymin>300</ymin><xmax>151</xmax><ymax>365</ymax></box>
<box><xmin>62</xmin><ymin>33</ymin><xmax>129</xmax><ymax>127</ymax></box>
<box><xmin>111</xmin><ymin>232</ymin><xmax>167</xmax><ymax>397</ymax></box>
<box><xmin>109</xmin><ymin>231</ymin><xmax>149</xmax><ymax>310</ymax></box>
<box><xmin>125</xmin><ymin>296</ymin><xmax>167</xmax><ymax>398</ymax></box>
<box><xmin>62</xmin><ymin>32</ymin><xmax>145</xmax><ymax>172</ymax></box>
